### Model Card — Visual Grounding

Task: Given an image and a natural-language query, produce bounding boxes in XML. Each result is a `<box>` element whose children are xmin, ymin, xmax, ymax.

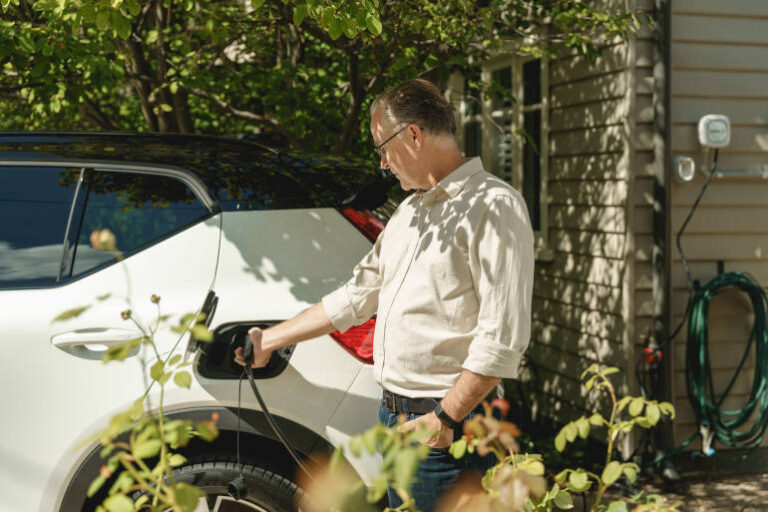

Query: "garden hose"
<box><xmin>636</xmin><ymin>149</ymin><xmax>768</xmax><ymax>470</ymax></box>
<box><xmin>685</xmin><ymin>271</ymin><xmax>768</xmax><ymax>455</ymax></box>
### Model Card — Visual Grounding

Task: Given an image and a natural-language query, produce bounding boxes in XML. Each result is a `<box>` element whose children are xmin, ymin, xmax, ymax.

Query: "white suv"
<box><xmin>0</xmin><ymin>133</ymin><xmax>393</xmax><ymax>512</ymax></box>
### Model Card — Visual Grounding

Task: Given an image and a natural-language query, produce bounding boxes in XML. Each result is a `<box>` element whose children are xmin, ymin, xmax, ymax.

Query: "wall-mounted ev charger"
<box><xmin>697</xmin><ymin>114</ymin><xmax>731</xmax><ymax>148</ymax></box>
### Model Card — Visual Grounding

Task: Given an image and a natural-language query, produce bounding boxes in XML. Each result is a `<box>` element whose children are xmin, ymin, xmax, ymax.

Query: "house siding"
<box><xmin>521</xmin><ymin>18</ymin><xmax>641</xmax><ymax>426</ymax></box>
<box><xmin>664</xmin><ymin>0</ymin><xmax>768</xmax><ymax>450</ymax></box>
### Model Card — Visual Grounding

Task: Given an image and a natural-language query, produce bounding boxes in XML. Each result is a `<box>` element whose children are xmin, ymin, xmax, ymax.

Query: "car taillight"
<box><xmin>339</xmin><ymin>208</ymin><xmax>384</xmax><ymax>243</ymax></box>
<box><xmin>329</xmin><ymin>318</ymin><xmax>375</xmax><ymax>364</ymax></box>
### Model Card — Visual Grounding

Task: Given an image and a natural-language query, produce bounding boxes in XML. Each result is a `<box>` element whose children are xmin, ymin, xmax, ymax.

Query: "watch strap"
<box><xmin>433</xmin><ymin>402</ymin><xmax>461</xmax><ymax>430</ymax></box>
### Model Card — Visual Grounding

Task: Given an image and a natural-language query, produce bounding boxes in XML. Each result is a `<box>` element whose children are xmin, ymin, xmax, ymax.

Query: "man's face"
<box><xmin>370</xmin><ymin>106</ymin><xmax>422</xmax><ymax>191</ymax></box>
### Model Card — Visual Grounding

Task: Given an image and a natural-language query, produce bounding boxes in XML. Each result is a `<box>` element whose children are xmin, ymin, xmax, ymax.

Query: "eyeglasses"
<box><xmin>373</xmin><ymin>125</ymin><xmax>408</xmax><ymax>156</ymax></box>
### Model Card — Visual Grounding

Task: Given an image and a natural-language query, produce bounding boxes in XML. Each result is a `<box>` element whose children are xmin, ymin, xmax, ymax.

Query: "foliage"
<box><xmin>324</xmin><ymin>366</ymin><xmax>682</xmax><ymax>512</ymax></box>
<box><xmin>0</xmin><ymin>0</ymin><xmax>646</xmax><ymax>158</ymax></box>
<box><xmin>552</xmin><ymin>364</ymin><xmax>680</xmax><ymax>512</ymax></box>
<box><xmin>53</xmin><ymin>229</ymin><xmax>217</xmax><ymax>512</ymax></box>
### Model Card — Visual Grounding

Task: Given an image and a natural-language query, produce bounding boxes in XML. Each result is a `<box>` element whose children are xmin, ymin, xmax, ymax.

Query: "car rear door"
<box><xmin>0</xmin><ymin>164</ymin><xmax>221</xmax><ymax>512</ymax></box>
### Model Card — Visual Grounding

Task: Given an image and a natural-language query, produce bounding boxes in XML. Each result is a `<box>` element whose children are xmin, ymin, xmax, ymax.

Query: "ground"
<box><xmin>638</xmin><ymin>472</ymin><xmax>768</xmax><ymax>512</ymax></box>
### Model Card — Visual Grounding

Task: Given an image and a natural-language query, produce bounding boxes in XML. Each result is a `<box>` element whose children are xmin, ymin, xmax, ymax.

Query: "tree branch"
<box><xmin>185</xmin><ymin>86</ymin><xmax>301</xmax><ymax>148</ymax></box>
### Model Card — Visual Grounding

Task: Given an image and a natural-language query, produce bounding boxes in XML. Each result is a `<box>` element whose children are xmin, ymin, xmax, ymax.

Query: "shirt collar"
<box><xmin>435</xmin><ymin>157</ymin><xmax>484</xmax><ymax>198</ymax></box>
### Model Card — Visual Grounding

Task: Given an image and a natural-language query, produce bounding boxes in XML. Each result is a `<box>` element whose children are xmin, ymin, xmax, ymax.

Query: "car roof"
<box><xmin>0</xmin><ymin>132</ymin><xmax>386</xmax><ymax>210</ymax></box>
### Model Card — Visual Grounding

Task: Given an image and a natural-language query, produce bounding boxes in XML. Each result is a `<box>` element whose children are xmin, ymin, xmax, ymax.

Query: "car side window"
<box><xmin>70</xmin><ymin>170</ymin><xmax>210</xmax><ymax>278</ymax></box>
<box><xmin>0</xmin><ymin>166</ymin><xmax>80</xmax><ymax>288</ymax></box>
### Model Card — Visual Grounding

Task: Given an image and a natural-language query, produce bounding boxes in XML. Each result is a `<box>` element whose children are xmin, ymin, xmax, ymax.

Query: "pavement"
<box><xmin>637</xmin><ymin>472</ymin><xmax>768</xmax><ymax>512</ymax></box>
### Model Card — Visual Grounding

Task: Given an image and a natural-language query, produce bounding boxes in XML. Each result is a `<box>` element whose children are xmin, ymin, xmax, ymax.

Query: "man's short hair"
<box><xmin>371</xmin><ymin>79</ymin><xmax>456</xmax><ymax>136</ymax></box>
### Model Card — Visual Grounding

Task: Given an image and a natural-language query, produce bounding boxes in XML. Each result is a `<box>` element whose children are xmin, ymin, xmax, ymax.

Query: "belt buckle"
<box><xmin>385</xmin><ymin>391</ymin><xmax>397</xmax><ymax>413</ymax></box>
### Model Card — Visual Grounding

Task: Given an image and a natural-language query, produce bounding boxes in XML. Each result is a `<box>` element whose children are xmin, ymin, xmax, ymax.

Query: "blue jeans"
<box><xmin>377</xmin><ymin>399</ymin><xmax>497</xmax><ymax>512</ymax></box>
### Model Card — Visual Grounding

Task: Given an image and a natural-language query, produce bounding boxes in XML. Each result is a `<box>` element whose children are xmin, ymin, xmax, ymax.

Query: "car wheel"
<box><xmin>137</xmin><ymin>459</ymin><xmax>305</xmax><ymax>512</ymax></box>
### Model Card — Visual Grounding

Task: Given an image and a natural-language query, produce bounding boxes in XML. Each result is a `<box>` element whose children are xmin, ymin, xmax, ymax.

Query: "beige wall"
<box><xmin>521</xmin><ymin>13</ymin><xmax>645</xmax><ymax>430</ymax></box>
<box><xmin>665</xmin><ymin>0</ymin><xmax>768</xmax><ymax>449</ymax></box>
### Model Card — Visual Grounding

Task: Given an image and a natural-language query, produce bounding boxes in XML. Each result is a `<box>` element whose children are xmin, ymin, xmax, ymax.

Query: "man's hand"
<box><xmin>399</xmin><ymin>411</ymin><xmax>454</xmax><ymax>449</ymax></box>
<box><xmin>233</xmin><ymin>327</ymin><xmax>272</xmax><ymax>369</ymax></box>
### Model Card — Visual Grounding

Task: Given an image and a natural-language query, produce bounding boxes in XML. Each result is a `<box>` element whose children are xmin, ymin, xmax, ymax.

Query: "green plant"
<box><xmin>552</xmin><ymin>364</ymin><xmax>681</xmax><ymax>512</ymax></box>
<box><xmin>53</xmin><ymin>229</ymin><xmax>217</xmax><ymax>512</ymax></box>
<box><xmin>324</xmin><ymin>365</ymin><xmax>684</xmax><ymax>512</ymax></box>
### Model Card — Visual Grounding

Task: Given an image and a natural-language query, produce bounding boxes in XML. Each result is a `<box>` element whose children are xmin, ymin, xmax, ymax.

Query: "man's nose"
<box><xmin>379</xmin><ymin>152</ymin><xmax>389</xmax><ymax>169</ymax></box>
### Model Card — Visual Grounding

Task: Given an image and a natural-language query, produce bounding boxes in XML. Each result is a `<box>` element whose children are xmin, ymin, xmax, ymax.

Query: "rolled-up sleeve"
<box><xmin>321</xmin><ymin>231</ymin><xmax>384</xmax><ymax>332</ymax></box>
<box><xmin>463</xmin><ymin>194</ymin><xmax>535</xmax><ymax>379</ymax></box>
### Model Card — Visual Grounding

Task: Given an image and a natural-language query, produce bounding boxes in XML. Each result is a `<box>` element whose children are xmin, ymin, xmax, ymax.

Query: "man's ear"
<box><xmin>407</xmin><ymin>123</ymin><xmax>425</xmax><ymax>150</ymax></box>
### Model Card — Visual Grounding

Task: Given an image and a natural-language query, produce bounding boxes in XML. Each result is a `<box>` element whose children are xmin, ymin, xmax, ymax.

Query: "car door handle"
<box><xmin>51</xmin><ymin>328</ymin><xmax>142</xmax><ymax>360</ymax></box>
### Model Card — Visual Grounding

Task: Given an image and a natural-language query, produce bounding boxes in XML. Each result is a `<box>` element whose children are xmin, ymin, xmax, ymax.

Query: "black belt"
<box><xmin>383</xmin><ymin>390</ymin><xmax>439</xmax><ymax>415</ymax></box>
<box><xmin>382</xmin><ymin>389</ymin><xmax>499</xmax><ymax>416</ymax></box>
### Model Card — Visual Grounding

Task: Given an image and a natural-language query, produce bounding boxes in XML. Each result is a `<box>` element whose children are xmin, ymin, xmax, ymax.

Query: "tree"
<box><xmin>0</xmin><ymin>0</ymin><xmax>643</xmax><ymax>158</ymax></box>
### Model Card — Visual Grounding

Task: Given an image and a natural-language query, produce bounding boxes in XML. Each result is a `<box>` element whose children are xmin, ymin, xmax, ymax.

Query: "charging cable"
<box><xmin>240</xmin><ymin>333</ymin><xmax>316</xmax><ymax>484</ymax></box>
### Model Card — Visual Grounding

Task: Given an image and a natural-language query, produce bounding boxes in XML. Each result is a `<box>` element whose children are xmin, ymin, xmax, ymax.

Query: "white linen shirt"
<box><xmin>322</xmin><ymin>157</ymin><xmax>534</xmax><ymax>398</ymax></box>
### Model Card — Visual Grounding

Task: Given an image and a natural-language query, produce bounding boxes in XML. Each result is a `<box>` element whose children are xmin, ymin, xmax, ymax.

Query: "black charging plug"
<box><xmin>242</xmin><ymin>332</ymin><xmax>254</xmax><ymax>366</ymax></box>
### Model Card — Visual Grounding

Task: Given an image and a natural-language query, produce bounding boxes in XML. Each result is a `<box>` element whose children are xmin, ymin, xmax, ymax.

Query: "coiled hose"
<box><xmin>685</xmin><ymin>271</ymin><xmax>768</xmax><ymax>453</ymax></box>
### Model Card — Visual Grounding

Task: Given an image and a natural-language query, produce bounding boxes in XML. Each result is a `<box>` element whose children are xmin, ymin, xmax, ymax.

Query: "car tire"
<box><xmin>137</xmin><ymin>459</ymin><xmax>305</xmax><ymax>512</ymax></box>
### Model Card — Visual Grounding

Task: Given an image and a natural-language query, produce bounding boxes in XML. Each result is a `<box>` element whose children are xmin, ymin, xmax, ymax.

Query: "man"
<box><xmin>236</xmin><ymin>79</ymin><xmax>534</xmax><ymax>511</ymax></box>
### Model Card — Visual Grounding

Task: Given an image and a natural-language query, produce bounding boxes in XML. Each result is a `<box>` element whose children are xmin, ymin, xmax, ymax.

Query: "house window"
<box><xmin>450</xmin><ymin>54</ymin><xmax>551</xmax><ymax>259</ymax></box>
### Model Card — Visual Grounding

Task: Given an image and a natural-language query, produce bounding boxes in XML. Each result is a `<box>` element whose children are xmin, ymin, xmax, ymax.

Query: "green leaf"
<box><xmin>522</xmin><ymin>459</ymin><xmax>545</xmax><ymax>476</ymax></box>
<box><xmin>329</xmin><ymin>446</ymin><xmax>344</xmax><ymax>472</ymax></box>
<box><xmin>576</xmin><ymin>417</ymin><xmax>590</xmax><ymax>439</ymax></box>
<box><xmin>584</xmin><ymin>374</ymin><xmax>598</xmax><ymax>390</ymax></box>
<box><xmin>659</xmin><ymin>401</ymin><xmax>676</xmax><ymax>419</ymax></box>
<box><xmin>328</xmin><ymin>18</ymin><xmax>342</xmax><ymax>39</ymax></box>
<box><xmin>103</xmin><ymin>494</ymin><xmax>134</xmax><ymax>512</ymax></box>
<box><xmin>393</xmin><ymin>449</ymin><xmax>419</xmax><ymax>492</ymax></box>
<box><xmin>348</xmin><ymin>435</ymin><xmax>362</xmax><ymax>457</ymax></box>
<box><xmin>196</xmin><ymin>420</ymin><xmax>218</xmax><ymax>442</ymax></box>
<box><xmin>362</xmin><ymin>427</ymin><xmax>378</xmax><ymax>454</ymax></box>
<box><xmin>174</xmin><ymin>482</ymin><xmax>205</xmax><ymax>512</ymax></box>
<box><xmin>169</xmin><ymin>82</ymin><xmax>179</xmax><ymax>94</ymax></box>
<box><xmin>174</xmin><ymin>370</ymin><xmax>191</xmax><ymax>388</ymax></box>
<box><xmin>52</xmin><ymin>305</ymin><xmax>90</xmax><ymax>322</ymax></box>
<box><xmin>168</xmin><ymin>453</ymin><xmax>187</xmax><ymax>467</ymax></box>
<box><xmin>159</xmin><ymin>103</ymin><xmax>173</xmax><ymax>112</ymax></box>
<box><xmin>602</xmin><ymin>367</ymin><xmax>620</xmax><ymax>376</ymax></box>
<box><xmin>622</xmin><ymin>463</ymin><xmax>638</xmax><ymax>483</ymax></box>
<box><xmin>564</xmin><ymin>422</ymin><xmax>577</xmax><ymax>442</ymax></box>
<box><xmin>580</xmin><ymin>363</ymin><xmax>597</xmax><ymax>380</ymax></box>
<box><xmin>86</xmin><ymin>475</ymin><xmax>107</xmax><ymax>497</ymax></box>
<box><xmin>293</xmin><ymin>4</ymin><xmax>308</xmax><ymax>26</ymax></box>
<box><xmin>568</xmin><ymin>470</ymin><xmax>590</xmax><ymax>492</ymax></box>
<box><xmin>554</xmin><ymin>469</ymin><xmax>568</xmax><ymax>484</ymax></box>
<box><xmin>617</xmin><ymin>396</ymin><xmax>632</xmax><ymax>412</ymax></box>
<box><xmin>108</xmin><ymin>471</ymin><xmax>134</xmax><ymax>494</ymax></box>
<box><xmin>112</xmin><ymin>12</ymin><xmax>132</xmax><ymax>39</ymax></box>
<box><xmin>368</xmin><ymin>476</ymin><xmax>388</xmax><ymax>503</ymax></box>
<box><xmin>169</xmin><ymin>354</ymin><xmax>182</xmax><ymax>366</ymax></box>
<box><xmin>342</xmin><ymin>17</ymin><xmax>357</xmax><ymax>38</ymax></box>
<box><xmin>554</xmin><ymin>431</ymin><xmax>566</xmax><ymax>452</ymax></box>
<box><xmin>589</xmin><ymin>413</ymin><xmax>604</xmax><ymax>426</ymax></box>
<box><xmin>96</xmin><ymin>293</ymin><xmax>112</xmax><ymax>301</ymax></box>
<box><xmin>102</xmin><ymin>338</ymin><xmax>141</xmax><ymax>363</ymax></box>
<box><xmin>191</xmin><ymin>324</ymin><xmax>213</xmax><ymax>342</ymax></box>
<box><xmin>250</xmin><ymin>0</ymin><xmax>266</xmax><ymax>9</ymax></box>
<box><xmin>134</xmin><ymin>439</ymin><xmax>162</xmax><ymax>459</ymax></box>
<box><xmin>553</xmin><ymin>490</ymin><xmax>574</xmax><ymax>509</ymax></box>
<box><xmin>96</xmin><ymin>10</ymin><xmax>109</xmax><ymax>30</ymax></box>
<box><xmin>321</xmin><ymin>6</ymin><xmax>334</xmax><ymax>27</ymax></box>
<box><xmin>646</xmin><ymin>403</ymin><xmax>661</xmax><ymax>426</ymax></box>
<box><xmin>602</xmin><ymin>460</ymin><xmax>622</xmax><ymax>485</ymax></box>
<box><xmin>365</xmin><ymin>13</ymin><xmax>382</xmax><ymax>36</ymax></box>
<box><xmin>449</xmin><ymin>437</ymin><xmax>467</xmax><ymax>459</ymax></box>
<box><xmin>629</xmin><ymin>398</ymin><xmax>644</xmax><ymax>417</ymax></box>
<box><xmin>150</xmin><ymin>360</ymin><xmax>165</xmax><ymax>381</ymax></box>
<box><xmin>606</xmin><ymin>500</ymin><xmax>630</xmax><ymax>512</ymax></box>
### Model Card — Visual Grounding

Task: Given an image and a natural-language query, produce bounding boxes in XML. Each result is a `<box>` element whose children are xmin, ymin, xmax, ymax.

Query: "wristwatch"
<box><xmin>433</xmin><ymin>402</ymin><xmax>461</xmax><ymax>430</ymax></box>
